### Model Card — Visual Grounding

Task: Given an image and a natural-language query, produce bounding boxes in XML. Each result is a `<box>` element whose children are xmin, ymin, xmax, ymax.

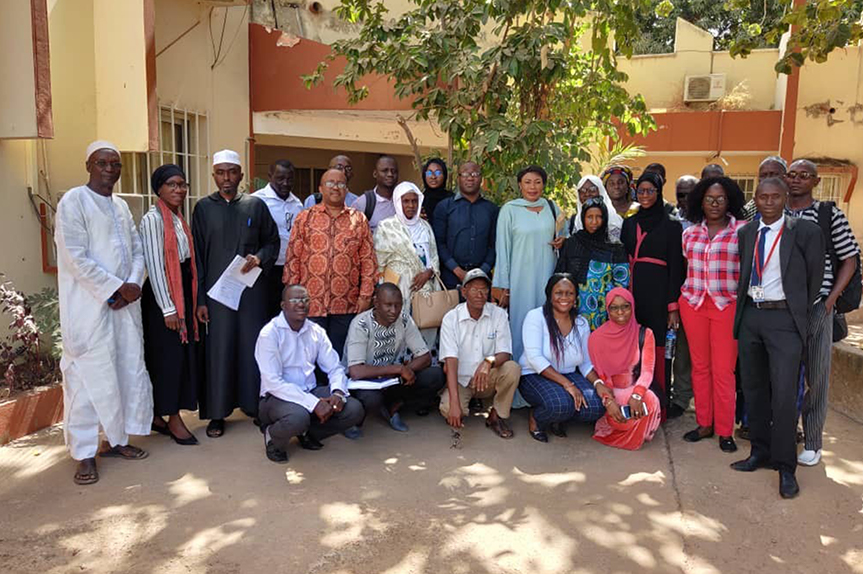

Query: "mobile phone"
<box><xmin>620</xmin><ymin>403</ymin><xmax>649</xmax><ymax>420</ymax></box>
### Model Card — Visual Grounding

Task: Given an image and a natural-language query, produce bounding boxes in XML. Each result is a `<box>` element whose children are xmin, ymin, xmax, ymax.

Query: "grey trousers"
<box><xmin>671</xmin><ymin>321</ymin><xmax>693</xmax><ymax>410</ymax></box>
<box><xmin>802</xmin><ymin>302</ymin><xmax>832</xmax><ymax>451</ymax></box>
<box><xmin>352</xmin><ymin>366</ymin><xmax>445</xmax><ymax>424</ymax></box>
<box><xmin>258</xmin><ymin>387</ymin><xmax>364</xmax><ymax>452</ymax></box>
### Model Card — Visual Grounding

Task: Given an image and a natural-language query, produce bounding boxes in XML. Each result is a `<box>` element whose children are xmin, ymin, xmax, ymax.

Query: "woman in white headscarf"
<box><xmin>569</xmin><ymin>175</ymin><xmax>624</xmax><ymax>242</ymax></box>
<box><xmin>374</xmin><ymin>181</ymin><xmax>441</xmax><ymax>348</ymax></box>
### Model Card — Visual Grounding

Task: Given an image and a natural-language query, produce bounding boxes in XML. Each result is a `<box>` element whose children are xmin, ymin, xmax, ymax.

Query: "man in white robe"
<box><xmin>54</xmin><ymin>140</ymin><xmax>154</xmax><ymax>485</ymax></box>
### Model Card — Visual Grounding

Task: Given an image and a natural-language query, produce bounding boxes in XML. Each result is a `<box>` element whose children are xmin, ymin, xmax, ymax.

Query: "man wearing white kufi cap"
<box><xmin>192</xmin><ymin>149</ymin><xmax>280</xmax><ymax>438</ymax></box>
<box><xmin>54</xmin><ymin>141</ymin><xmax>154</xmax><ymax>485</ymax></box>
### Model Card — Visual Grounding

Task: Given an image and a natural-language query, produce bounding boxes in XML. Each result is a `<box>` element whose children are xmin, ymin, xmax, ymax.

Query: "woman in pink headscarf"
<box><xmin>588</xmin><ymin>287</ymin><xmax>661</xmax><ymax>450</ymax></box>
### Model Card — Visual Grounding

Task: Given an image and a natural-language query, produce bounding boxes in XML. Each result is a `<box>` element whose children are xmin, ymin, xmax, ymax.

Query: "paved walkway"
<box><xmin>1</xmin><ymin>407</ymin><xmax>862</xmax><ymax>574</ymax></box>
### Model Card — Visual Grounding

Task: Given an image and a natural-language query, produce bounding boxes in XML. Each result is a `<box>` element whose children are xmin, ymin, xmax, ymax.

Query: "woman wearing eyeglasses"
<box><xmin>140</xmin><ymin>164</ymin><xmax>201</xmax><ymax>445</ymax></box>
<box><xmin>678</xmin><ymin>177</ymin><xmax>746</xmax><ymax>453</ymax></box>
<box><xmin>420</xmin><ymin>158</ymin><xmax>452</xmax><ymax>220</ymax></box>
<box><xmin>620</xmin><ymin>171</ymin><xmax>684</xmax><ymax>421</ymax></box>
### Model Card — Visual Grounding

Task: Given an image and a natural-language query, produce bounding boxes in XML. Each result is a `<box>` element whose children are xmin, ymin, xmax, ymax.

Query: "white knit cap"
<box><xmin>85</xmin><ymin>140</ymin><xmax>120</xmax><ymax>161</ymax></box>
<box><xmin>213</xmin><ymin>149</ymin><xmax>242</xmax><ymax>167</ymax></box>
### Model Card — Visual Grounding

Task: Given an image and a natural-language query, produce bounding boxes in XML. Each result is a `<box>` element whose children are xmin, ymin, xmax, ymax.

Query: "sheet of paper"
<box><xmin>206</xmin><ymin>255</ymin><xmax>263</xmax><ymax>311</ymax></box>
<box><xmin>347</xmin><ymin>377</ymin><xmax>400</xmax><ymax>391</ymax></box>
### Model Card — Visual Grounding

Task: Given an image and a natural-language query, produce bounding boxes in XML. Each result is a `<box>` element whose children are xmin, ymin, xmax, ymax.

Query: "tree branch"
<box><xmin>396</xmin><ymin>114</ymin><xmax>423</xmax><ymax>173</ymax></box>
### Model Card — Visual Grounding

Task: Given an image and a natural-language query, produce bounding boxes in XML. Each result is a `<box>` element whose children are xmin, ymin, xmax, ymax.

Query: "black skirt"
<box><xmin>142</xmin><ymin>259</ymin><xmax>201</xmax><ymax>416</ymax></box>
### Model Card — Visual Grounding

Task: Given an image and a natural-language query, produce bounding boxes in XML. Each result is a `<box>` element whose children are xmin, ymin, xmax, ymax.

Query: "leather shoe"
<box><xmin>298</xmin><ymin>433</ymin><xmax>324</xmax><ymax>451</ymax></box>
<box><xmin>683</xmin><ymin>428</ymin><xmax>714</xmax><ymax>443</ymax></box>
<box><xmin>719</xmin><ymin>436</ymin><xmax>737</xmax><ymax>453</ymax></box>
<box><xmin>730</xmin><ymin>455</ymin><xmax>772</xmax><ymax>472</ymax></box>
<box><xmin>779</xmin><ymin>470</ymin><xmax>800</xmax><ymax>499</ymax></box>
<box><xmin>265</xmin><ymin>439</ymin><xmax>288</xmax><ymax>463</ymax></box>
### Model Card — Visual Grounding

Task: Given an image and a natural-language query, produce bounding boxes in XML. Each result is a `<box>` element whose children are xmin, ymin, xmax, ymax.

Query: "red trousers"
<box><xmin>679</xmin><ymin>296</ymin><xmax>737</xmax><ymax>436</ymax></box>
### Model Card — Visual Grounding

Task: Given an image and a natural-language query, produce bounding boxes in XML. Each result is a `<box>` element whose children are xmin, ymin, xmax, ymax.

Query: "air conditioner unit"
<box><xmin>684</xmin><ymin>74</ymin><xmax>726</xmax><ymax>102</ymax></box>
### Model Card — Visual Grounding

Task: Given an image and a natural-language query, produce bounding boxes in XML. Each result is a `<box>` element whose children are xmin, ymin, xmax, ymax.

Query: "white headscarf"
<box><xmin>394</xmin><ymin>181</ymin><xmax>426</xmax><ymax>235</ymax></box>
<box><xmin>572</xmin><ymin>175</ymin><xmax>624</xmax><ymax>241</ymax></box>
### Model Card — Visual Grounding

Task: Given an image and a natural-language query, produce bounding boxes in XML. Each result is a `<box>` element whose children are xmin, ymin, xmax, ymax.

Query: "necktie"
<box><xmin>753</xmin><ymin>227</ymin><xmax>769</xmax><ymax>286</ymax></box>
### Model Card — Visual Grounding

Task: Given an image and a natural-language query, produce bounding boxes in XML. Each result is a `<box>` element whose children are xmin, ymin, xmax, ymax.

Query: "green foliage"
<box><xmin>303</xmin><ymin>0</ymin><xmax>657</xmax><ymax>206</ymax></box>
<box><xmin>29</xmin><ymin>288</ymin><xmax>62</xmax><ymax>361</ymax></box>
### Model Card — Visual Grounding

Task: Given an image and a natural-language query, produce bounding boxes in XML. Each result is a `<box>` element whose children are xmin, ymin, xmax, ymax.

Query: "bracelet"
<box><xmin>631</xmin><ymin>393</ymin><xmax>642</xmax><ymax>401</ymax></box>
<box><xmin>592</xmin><ymin>378</ymin><xmax>604</xmax><ymax>388</ymax></box>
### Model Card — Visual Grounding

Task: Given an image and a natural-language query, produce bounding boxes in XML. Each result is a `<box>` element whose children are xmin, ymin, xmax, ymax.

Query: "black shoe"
<box><xmin>298</xmin><ymin>433</ymin><xmax>324</xmax><ymax>451</ymax></box>
<box><xmin>151</xmin><ymin>418</ymin><xmax>170</xmax><ymax>436</ymax></box>
<box><xmin>719</xmin><ymin>436</ymin><xmax>737</xmax><ymax>453</ymax></box>
<box><xmin>415</xmin><ymin>406</ymin><xmax>431</xmax><ymax>417</ymax></box>
<box><xmin>168</xmin><ymin>427</ymin><xmax>199</xmax><ymax>446</ymax></box>
<box><xmin>468</xmin><ymin>397</ymin><xmax>483</xmax><ymax>413</ymax></box>
<box><xmin>529</xmin><ymin>429</ymin><xmax>549</xmax><ymax>443</ymax></box>
<box><xmin>667</xmin><ymin>403</ymin><xmax>685</xmax><ymax>419</ymax></box>
<box><xmin>779</xmin><ymin>470</ymin><xmax>800</xmax><ymax>499</ymax></box>
<box><xmin>683</xmin><ymin>428</ymin><xmax>714</xmax><ymax>443</ymax></box>
<box><xmin>206</xmin><ymin>419</ymin><xmax>225</xmax><ymax>438</ymax></box>
<box><xmin>265</xmin><ymin>438</ymin><xmax>288</xmax><ymax>463</ymax></box>
<box><xmin>730</xmin><ymin>455</ymin><xmax>772</xmax><ymax>472</ymax></box>
<box><xmin>549</xmin><ymin>422</ymin><xmax>567</xmax><ymax>438</ymax></box>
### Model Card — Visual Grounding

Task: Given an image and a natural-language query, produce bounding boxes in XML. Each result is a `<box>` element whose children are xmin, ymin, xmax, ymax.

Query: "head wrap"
<box><xmin>85</xmin><ymin>140</ymin><xmax>120</xmax><ymax>161</ymax></box>
<box><xmin>572</xmin><ymin>175</ymin><xmax>624</xmax><ymax>240</ymax></box>
<box><xmin>632</xmin><ymin>171</ymin><xmax>667</xmax><ymax>232</ymax></box>
<box><xmin>601</xmin><ymin>165</ymin><xmax>634</xmax><ymax>188</ymax></box>
<box><xmin>151</xmin><ymin>164</ymin><xmax>186</xmax><ymax>194</ymax></box>
<box><xmin>393</xmin><ymin>181</ymin><xmax>429</xmax><ymax>246</ymax></box>
<box><xmin>422</xmin><ymin>158</ymin><xmax>448</xmax><ymax>193</ymax></box>
<box><xmin>213</xmin><ymin>149</ymin><xmax>241</xmax><ymax>166</ymax></box>
<box><xmin>588</xmin><ymin>287</ymin><xmax>639</xmax><ymax>382</ymax></box>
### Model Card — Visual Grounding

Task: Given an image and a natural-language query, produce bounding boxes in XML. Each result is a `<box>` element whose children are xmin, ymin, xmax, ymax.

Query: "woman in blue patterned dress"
<box><xmin>555</xmin><ymin>198</ymin><xmax>629</xmax><ymax>330</ymax></box>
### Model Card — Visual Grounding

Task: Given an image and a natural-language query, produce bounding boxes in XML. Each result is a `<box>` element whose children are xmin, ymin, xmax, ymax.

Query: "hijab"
<box><xmin>564</xmin><ymin>199</ymin><xmax>628</xmax><ymax>283</ymax></box>
<box><xmin>632</xmin><ymin>171</ymin><xmax>667</xmax><ymax>232</ymax></box>
<box><xmin>393</xmin><ymin>181</ymin><xmax>429</xmax><ymax>245</ymax></box>
<box><xmin>421</xmin><ymin>158</ymin><xmax>451</xmax><ymax>219</ymax></box>
<box><xmin>572</xmin><ymin>175</ymin><xmax>624</xmax><ymax>240</ymax></box>
<box><xmin>588</xmin><ymin>287</ymin><xmax>639</xmax><ymax>379</ymax></box>
<box><xmin>422</xmin><ymin>158</ymin><xmax>448</xmax><ymax>193</ymax></box>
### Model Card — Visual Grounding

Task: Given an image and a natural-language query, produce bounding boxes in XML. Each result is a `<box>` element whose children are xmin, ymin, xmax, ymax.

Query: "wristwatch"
<box><xmin>484</xmin><ymin>356</ymin><xmax>495</xmax><ymax>366</ymax></box>
<box><xmin>631</xmin><ymin>393</ymin><xmax>643</xmax><ymax>401</ymax></box>
<box><xmin>333</xmin><ymin>391</ymin><xmax>347</xmax><ymax>404</ymax></box>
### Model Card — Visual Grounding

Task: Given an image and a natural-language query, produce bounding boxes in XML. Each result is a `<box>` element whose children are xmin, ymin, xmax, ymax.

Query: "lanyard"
<box><xmin>753</xmin><ymin>225</ymin><xmax>784</xmax><ymax>282</ymax></box>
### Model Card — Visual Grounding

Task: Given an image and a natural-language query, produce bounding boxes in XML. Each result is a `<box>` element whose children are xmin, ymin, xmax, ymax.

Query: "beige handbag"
<box><xmin>411</xmin><ymin>274</ymin><xmax>459</xmax><ymax>329</ymax></box>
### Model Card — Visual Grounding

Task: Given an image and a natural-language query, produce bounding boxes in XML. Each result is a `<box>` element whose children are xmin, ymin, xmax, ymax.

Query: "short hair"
<box><xmin>701</xmin><ymin>163</ymin><xmax>725</xmax><ymax>178</ymax></box>
<box><xmin>269</xmin><ymin>159</ymin><xmax>294</xmax><ymax>174</ymax></box>
<box><xmin>789</xmin><ymin>158</ymin><xmax>818</xmax><ymax>175</ymax></box>
<box><xmin>376</xmin><ymin>155</ymin><xmax>398</xmax><ymax>168</ymax></box>
<box><xmin>756</xmin><ymin>176</ymin><xmax>789</xmax><ymax>195</ymax></box>
<box><xmin>686</xmin><ymin>177</ymin><xmax>745</xmax><ymax>222</ymax></box>
<box><xmin>644</xmin><ymin>162</ymin><xmax>667</xmax><ymax>181</ymax></box>
<box><xmin>282</xmin><ymin>283</ymin><xmax>307</xmax><ymax>299</ymax></box>
<box><xmin>676</xmin><ymin>175</ymin><xmax>698</xmax><ymax>191</ymax></box>
<box><xmin>759</xmin><ymin>156</ymin><xmax>788</xmax><ymax>172</ymax></box>
<box><xmin>517</xmin><ymin>165</ymin><xmax>548</xmax><ymax>185</ymax></box>
<box><xmin>374</xmin><ymin>282</ymin><xmax>402</xmax><ymax>299</ymax></box>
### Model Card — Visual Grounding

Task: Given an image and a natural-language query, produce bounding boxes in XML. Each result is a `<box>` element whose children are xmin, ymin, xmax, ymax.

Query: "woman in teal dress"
<box><xmin>493</xmin><ymin>165</ymin><xmax>564</xmax><ymax>363</ymax></box>
<box><xmin>556</xmin><ymin>198</ymin><xmax>630</xmax><ymax>330</ymax></box>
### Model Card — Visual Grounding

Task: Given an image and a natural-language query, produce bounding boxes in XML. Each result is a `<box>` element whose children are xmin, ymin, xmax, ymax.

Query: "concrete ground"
<box><xmin>1</xmin><ymin>407</ymin><xmax>862</xmax><ymax>574</ymax></box>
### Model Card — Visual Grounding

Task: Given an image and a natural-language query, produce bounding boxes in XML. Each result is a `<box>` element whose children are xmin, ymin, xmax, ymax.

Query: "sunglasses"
<box><xmin>425</xmin><ymin>169</ymin><xmax>443</xmax><ymax>177</ymax></box>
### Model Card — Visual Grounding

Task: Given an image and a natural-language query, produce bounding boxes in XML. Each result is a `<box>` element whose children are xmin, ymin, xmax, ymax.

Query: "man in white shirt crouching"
<box><xmin>255</xmin><ymin>284</ymin><xmax>364</xmax><ymax>463</ymax></box>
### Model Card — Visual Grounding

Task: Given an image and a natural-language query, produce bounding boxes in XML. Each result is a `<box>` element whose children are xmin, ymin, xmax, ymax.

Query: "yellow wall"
<box><xmin>0</xmin><ymin>0</ymin><xmax>38</xmax><ymax>138</ymax></box>
<box><xmin>795</xmin><ymin>46</ymin><xmax>863</xmax><ymax>238</ymax></box>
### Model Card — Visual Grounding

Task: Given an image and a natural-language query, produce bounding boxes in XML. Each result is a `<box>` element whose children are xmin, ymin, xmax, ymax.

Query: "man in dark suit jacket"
<box><xmin>731</xmin><ymin>177</ymin><xmax>824</xmax><ymax>499</ymax></box>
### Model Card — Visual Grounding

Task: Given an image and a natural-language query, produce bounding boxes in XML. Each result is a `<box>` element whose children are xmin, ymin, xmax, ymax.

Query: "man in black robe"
<box><xmin>192</xmin><ymin>149</ymin><xmax>280</xmax><ymax>438</ymax></box>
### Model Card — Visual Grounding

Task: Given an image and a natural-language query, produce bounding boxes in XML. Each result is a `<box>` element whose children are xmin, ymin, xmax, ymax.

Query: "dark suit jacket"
<box><xmin>733</xmin><ymin>216</ymin><xmax>825</xmax><ymax>339</ymax></box>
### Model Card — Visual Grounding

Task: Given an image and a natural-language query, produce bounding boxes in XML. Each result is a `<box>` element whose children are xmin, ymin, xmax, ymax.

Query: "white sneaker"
<box><xmin>798</xmin><ymin>449</ymin><xmax>822</xmax><ymax>466</ymax></box>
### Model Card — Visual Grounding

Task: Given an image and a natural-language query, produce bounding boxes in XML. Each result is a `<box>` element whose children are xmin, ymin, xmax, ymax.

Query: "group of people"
<box><xmin>55</xmin><ymin>140</ymin><xmax>859</xmax><ymax>501</ymax></box>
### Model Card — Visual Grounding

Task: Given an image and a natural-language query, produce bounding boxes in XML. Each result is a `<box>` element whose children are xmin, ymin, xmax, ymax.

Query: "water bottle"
<box><xmin>665</xmin><ymin>328</ymin><xmax>677</xmax><ymax>360</ymax></box>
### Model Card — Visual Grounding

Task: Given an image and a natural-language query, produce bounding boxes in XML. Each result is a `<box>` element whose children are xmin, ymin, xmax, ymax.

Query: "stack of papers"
<box><xmin>206</xmin><ymin>255</ymin><xmax>263</xmax><ymax>311</ymax></box>
<box><xmin>347</xmin><ymin>377</ymin><xmax>400</xmax><ymax>390</ymax></box>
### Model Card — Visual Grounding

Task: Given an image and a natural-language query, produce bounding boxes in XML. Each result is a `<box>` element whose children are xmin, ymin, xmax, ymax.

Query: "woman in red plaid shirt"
<box><xmin>678</xmin><ymin>177</ymin><xmax>747</xmax><ymax>453</ymax></box>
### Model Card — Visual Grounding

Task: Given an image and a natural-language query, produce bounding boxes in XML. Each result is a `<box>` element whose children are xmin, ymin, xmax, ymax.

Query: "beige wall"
<box><xmin>795</xmin><ymin>46</ymin><xmax>863</xmax><ymax>238</ymax></box>
<box><xmin>0</xmin><ymin>0</ymin><xmax>38</xmax><ymax>138</ymax></box>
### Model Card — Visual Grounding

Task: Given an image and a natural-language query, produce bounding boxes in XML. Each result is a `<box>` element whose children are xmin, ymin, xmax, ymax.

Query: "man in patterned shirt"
<box><xmin>285</xmin><ymin>169</ymin><xmax>377</xmax><ymax>362</ymax></box>
<box><xmin>342</xmin><ymin>283</ymin><xmax>445</xmax><ymax>437</ymax></box>
<box><xmin>785</xmin><ymin>159</ymin><xmax>861</xmax><ymax>467</ymax></box>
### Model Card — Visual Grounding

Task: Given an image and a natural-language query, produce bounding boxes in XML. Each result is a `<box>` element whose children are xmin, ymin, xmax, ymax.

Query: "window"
<box><xmin>730</xmin><ymin>175</ymin><xmax>757</xmax><ymax>202</ymax></box>
<box><xmin>814</xmin><ymin>174</ymin><xmax>843</xmax><ymax>203</ymax></box>
<box><xmin>115</xmin><ymin>105</ymin><xmax>210</xmax><ymax>222</ymax></box>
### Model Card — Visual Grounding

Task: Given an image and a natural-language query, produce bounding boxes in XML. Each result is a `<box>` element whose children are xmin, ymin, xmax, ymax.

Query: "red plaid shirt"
<box><xmin>680</xmin><ymin>217</ymin><xmax>746</xmax><ymax>311</ymax></box>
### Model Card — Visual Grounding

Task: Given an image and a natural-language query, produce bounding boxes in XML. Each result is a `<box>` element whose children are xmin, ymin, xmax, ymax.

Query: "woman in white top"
<box><xmin>518</xmin><ymin>273</ymin><xmax>606</xmax><ymax>442</ymax></box>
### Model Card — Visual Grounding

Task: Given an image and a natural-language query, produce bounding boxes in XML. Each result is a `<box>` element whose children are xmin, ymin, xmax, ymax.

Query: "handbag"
<box><xmin>833</xmin><ymin>312</ymin><xmax>849</xmax><ymax>343</ymax></box>
<box><xmin>411</xmin><ymin>274</ymin><xmax>459</xmax><ymax>329</ymax></box>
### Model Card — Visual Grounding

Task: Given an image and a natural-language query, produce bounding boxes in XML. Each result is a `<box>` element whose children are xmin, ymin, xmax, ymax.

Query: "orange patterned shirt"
<box><xmin>284</xmin><ymin>204</ymin><xmax>377</xmax><ymax>317</ymax></box>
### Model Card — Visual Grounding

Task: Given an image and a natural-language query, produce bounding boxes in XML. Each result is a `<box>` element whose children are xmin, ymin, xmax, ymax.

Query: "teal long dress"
<box><xmin>492</xmin><ymin>198</ymin><xmax>560</xmax><ymax>365</ymax></box>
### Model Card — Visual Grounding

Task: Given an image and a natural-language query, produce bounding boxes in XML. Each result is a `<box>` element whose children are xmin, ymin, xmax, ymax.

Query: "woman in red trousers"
<box><xmin>679</xmin><ymin>177</ymin><xmax>746</xmax><ymax>453</ymax></box>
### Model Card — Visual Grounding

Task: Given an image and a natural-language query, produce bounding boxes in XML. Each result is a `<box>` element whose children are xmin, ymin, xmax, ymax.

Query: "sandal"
<box><xmin>73</xmin><ymin>458</ymin><xmax>99</xmax><ymax>485</ymax></box>
<box><xmin>98</xmin><ymin>444</ymin><xmax>149</xmax><ymax>460</ymax></box>
<box><xmin>486</xmin><ymin>416</ymin><xmax>514</xmax><ymax>439</ymax></box>
<box><xmin>206</xmin><ymin>419</ymin><xmax>225</xmax><ymax>438</ymax></box>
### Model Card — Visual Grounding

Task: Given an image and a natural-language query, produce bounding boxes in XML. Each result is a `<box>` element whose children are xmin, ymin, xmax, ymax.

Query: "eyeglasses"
<box><xmin>425</xmin><ymin>169</ymin><xmax>443</xmax><ymax>177</ymax></box>
<box><xmin>165</xmin><ymin>181</ymin><xmax>189</xmax><ymax>191</ymax></box>
<box><xmin>702</xmin><ymin>196</ymin><xmax>728</xmax><ymax>206</ymax></box>
<box><xmin>323</xmin><ymin>181</ymin><xmax>348</xmax><ymax>190</ymax></box>
<box><xmin>786</xmin><ymin>171</ymin><xmax>815</xmax><ymax>180</ymax></box>
<box><xmin>459</xmin><ymin>171</ymin><xmax>481</xmax><ymax>178</ymax></box>
<box><xmin>636</xmin><ymin>187</ymin><xmax>657</xmax><ymax>196</ymax></box>
<box><xmin>93</xmin><ymin>160</ymin><xmax>122</xmax><ymax>170</ymax></box>
<box><xmin>607</xmin><ymin>303</ymin><xmax>631</xmax><ymax>313</ymax></box>
<box><xmin>287</xmin><ymin>297</ymin><xmax>309</xmax><ymax>305</ymax></box>
<box><xmin>333</xmin><ymin>164</ymin><xmax>353</xmax><ymax>174</ymax></box>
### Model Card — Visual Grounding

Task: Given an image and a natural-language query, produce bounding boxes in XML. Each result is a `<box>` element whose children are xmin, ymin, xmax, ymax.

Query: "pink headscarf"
<box><xmin>588</xmin><ymin>287</ymin><xmax>639</xmax><ymax>379</ymax></box>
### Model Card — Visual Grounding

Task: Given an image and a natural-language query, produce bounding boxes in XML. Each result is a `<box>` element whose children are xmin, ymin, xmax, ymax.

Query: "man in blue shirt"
<box><xmin>432</xmin><ymin>161</ymin><xmax>499</xmax><ymax>289</ymax></box>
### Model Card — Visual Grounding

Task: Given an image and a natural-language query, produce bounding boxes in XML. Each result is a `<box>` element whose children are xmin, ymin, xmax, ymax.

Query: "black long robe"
<box><xmin>192</xmin><ymin>192</ymin><xmax>280</xmax><ymax>419</ymax></box>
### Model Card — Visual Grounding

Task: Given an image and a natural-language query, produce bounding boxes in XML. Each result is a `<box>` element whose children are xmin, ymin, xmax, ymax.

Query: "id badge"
<box><xmin>751</xmin><ymin>285</ymin><xmax>765</xmax><ymax>302</ymax></box>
